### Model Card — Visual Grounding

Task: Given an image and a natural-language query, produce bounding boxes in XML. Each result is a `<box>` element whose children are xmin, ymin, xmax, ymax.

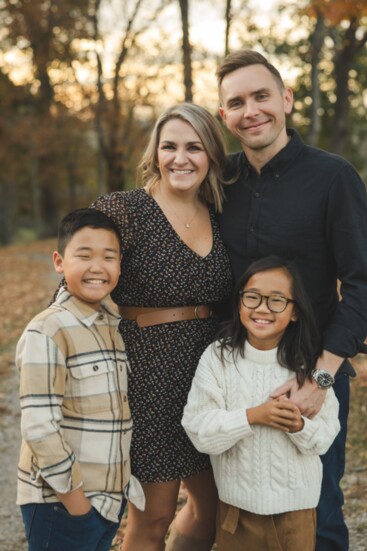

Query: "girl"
<box><xmin>182</xmin><ymin>256</ymin><xmax>340</xmax><ymax>551</ymax></box>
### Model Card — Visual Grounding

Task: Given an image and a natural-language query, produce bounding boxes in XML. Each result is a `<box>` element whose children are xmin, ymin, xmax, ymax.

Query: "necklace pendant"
<box><xmin>185</xmin><ymin>223</ymin><xmax>190</xmax><ymax>228</ymax></box>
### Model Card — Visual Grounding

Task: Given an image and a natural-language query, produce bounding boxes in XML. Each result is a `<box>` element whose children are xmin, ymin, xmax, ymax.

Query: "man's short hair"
<box><xmin>57</xmin><ymin>208</ymin><xmax>121</xmax><ymax>256</ymax></box>
<box><xmin>216</xmin><ymin>50</ymin><xmax>285</xmax><ymax>91</ymax></box>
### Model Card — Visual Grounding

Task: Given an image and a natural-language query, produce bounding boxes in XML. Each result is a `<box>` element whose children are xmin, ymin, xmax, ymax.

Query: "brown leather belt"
<box><xmin>119</xmin><ymin>305</ymin><xmax>213</xmax><ymax>328</ymax></box>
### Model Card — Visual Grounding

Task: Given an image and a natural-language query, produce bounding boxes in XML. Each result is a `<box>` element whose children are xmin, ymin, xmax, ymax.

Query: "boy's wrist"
<box><xmin>56</xmin><ymin>488</ymin><xmax>91</xmax><ymax>516</ymax></box>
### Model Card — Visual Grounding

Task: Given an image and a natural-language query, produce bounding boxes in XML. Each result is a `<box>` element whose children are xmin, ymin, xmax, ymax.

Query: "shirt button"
<box><xmin>93</xmin><ymin>365</ymin><xmax>99</xmax><ymax>371</ymax></box>
<box><xmin>275</xmin><ymin>173</ymin><xmax>280</xmax><ymax>179</ymax></box>
<box><xmin>254</xmin><ymin>192</ymin><xmax>260</xmax><ymax>198</ymax></box>
<box><xmin>249</xmin><ymin>226</ymin><xmax>255</xmax><ymax>232</ymax></box>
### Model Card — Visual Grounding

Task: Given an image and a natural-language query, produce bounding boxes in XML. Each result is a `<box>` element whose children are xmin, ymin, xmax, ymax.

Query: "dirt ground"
<box><xmin>0</xmin><ymin>239</ymin><xmax>366</xmax><ymax>550</ymax></box>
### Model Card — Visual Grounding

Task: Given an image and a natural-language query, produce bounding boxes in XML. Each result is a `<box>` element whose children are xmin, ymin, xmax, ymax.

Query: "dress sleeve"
<box><xmin>17</xmin><ymin>329</ymin><xmax>83</xmax><ymax>493</ymax></box>
<box><xmin>91</xmin><ymin>191</ymin><xmax>137</xmax><ymax>255</ymax></box>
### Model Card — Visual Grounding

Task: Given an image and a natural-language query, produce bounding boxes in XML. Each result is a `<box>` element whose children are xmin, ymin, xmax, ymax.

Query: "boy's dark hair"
<box><xmin>216</xmin><ymin>256</ymin><xmax>321</xmax><ymax>386</ymax></box>
<box><xmin>57</xmin><ymin>208</ymin><xmax>122</xmax><ymax>256</ymax></box>
<box><xmin>216</xmin><ymin>49</ymin><xmax>285</xmax><ymax>92</ymax></box>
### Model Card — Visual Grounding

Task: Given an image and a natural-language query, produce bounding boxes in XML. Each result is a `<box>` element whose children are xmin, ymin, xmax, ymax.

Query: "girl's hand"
<box><xmin>247</xmin><ymin>397</ymin><xmax>304</xmax><ymax>432</ymax></box>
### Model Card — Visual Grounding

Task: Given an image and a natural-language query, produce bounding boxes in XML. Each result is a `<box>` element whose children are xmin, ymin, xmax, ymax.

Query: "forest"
<box><xmin>0</xmin><ymin>0</ymin><xmax>366</xmax><ymax>245</ymax></box>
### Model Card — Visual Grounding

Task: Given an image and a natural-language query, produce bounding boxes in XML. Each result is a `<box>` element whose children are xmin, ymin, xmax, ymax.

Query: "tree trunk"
<box><xmin>330</xmin><ymin>18</ymin><xmax>358</xmax><ymax>155</ymax></box>
<box><xmin>67</xmin><ymin>150</ymin><xmax>77</xmax><ymax>212</ymax></box>
<box><xmin>306</xmin><ymin>12</ymin><xmax>325</xmax><ymax>146</ymax></box>
<box><xmin>29</xmin><ymin>156</ymin><xmax>43</xmax><ymax>238</ymax></box>
<box><xmin>224</xmin><ymin>0</ymin><xmax>232</xmax><ymax>56</ymax></box>
<box><xmin>0</xmin><ymin>182</ymin><xmax>13</xmax><ymax>245</ymax></box>
<box><xmin>178</xmin><ymin>0</ymin><xmax>193</xmax><ymax>102</ymax></box>
<box><xmin>106</xmin><ymin>148</ymin><xmax>126</xmax><ymax>193</ymax></box>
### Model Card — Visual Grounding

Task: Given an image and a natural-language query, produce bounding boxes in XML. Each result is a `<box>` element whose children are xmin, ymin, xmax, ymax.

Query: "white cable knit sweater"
<box><xmin>182</xmin><ymin>341</ymin><xmax>340</xmax><ymax>515</ymax></box>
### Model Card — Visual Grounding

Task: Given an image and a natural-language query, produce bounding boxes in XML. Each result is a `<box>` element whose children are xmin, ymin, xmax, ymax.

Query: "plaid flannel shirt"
<box><xmin>16</xmin><ymin>287</ymin><xmax>144</xmax><ymax>522</ymax></box>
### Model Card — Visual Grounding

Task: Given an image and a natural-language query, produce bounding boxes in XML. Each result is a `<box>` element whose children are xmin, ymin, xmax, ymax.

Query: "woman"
<box><xmin>92</xmin><ymin>103</ymin><xmax>233</xmax><ymax>551</ymax></box>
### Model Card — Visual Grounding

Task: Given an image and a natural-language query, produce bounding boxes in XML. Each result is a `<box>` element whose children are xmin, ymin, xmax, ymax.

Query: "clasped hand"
<box><xmin>247</xmin><ymin>395</ymin><xmax>304</xmax><ymax>433</ymax></box>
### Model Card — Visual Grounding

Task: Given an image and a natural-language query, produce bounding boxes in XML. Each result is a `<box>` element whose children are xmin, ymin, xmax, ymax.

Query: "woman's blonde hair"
<box><xmin>138</xmin><ymin>103</ymin><xmax>227</xmax><ymax>212</ymax></box>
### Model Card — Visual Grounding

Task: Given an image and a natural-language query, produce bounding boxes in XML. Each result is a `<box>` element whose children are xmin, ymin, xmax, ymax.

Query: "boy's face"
<box><xmin>53</xmin><ymin>227</ymin><xmax>121</xmax><ymax>310</ymax></box>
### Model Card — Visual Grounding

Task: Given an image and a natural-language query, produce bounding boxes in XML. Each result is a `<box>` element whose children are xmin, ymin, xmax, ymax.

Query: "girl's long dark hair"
<box><xmin>216</xmin><ymin>256</ymin><xmax>321</xmax><ymax>386</ymax></box>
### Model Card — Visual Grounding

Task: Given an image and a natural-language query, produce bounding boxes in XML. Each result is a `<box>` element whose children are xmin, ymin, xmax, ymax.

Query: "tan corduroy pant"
<box><xmin>216</xmin><ymin>500</ymin><xmax>316</xmax><ymax>551</ymax></box>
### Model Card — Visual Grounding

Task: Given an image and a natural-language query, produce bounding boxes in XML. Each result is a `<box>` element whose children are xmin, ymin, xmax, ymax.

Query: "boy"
<box><xmin>16</xmin><ymin>208</ymin><xmax>144</xmax><ymax>551</ymax></box>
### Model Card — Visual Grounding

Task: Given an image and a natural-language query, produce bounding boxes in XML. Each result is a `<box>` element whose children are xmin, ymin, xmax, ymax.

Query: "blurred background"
<box><xmin>0</xmin><ymin>0</ymin><xmax>366</xmax><ymax>245</ymax></box>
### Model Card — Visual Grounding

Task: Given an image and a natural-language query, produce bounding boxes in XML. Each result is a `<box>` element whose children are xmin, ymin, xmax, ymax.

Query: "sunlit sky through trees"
<box><xmin>3</xmin><ymin>0</ymin><xmax>301</xmax><ymax>113</ymax></box>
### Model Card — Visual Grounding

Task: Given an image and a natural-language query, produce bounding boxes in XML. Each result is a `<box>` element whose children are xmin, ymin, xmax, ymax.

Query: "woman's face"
<box><xmin>157</xmin><ymin>118</ymin><xmax>210</xmax><ymax>196</ymax></box>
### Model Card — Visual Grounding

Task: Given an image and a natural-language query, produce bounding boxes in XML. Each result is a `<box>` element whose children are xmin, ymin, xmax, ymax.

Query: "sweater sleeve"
<box><xmin>17</xmin><ymin>329</ymin><xmax>83</xmax><ymax>493</ymax></box>
<box><xmin>287</xmin><ymin>387</ymin><xmax>340</xmax><ymax>455</ymax></box>
<box><xmin>182</xmin><ymin>345</ymin><xmax>253</xmax><ymax>455</ymax></box>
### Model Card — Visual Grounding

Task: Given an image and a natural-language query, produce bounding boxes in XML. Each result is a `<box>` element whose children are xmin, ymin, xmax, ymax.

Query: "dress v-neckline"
<box><xmin>143</xmin><ymin>189</ymin><xmax>215</xmax><ymax>260</ymax></box>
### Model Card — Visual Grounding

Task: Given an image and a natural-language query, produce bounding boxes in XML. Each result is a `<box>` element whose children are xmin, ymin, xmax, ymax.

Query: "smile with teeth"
<box><xmin>83</xmin><ymin>279</ymin><xmax>107</xmax><ymax>285</ymax></box>
<box><xmin>252</xmin><ymin>318</ymin><xmax>272</xmax><ymax>325</ymax></box>
<box><xmin>171</xmin><ymin>169</ymin><xmax>193</xmax><ymax>174</ymax></box>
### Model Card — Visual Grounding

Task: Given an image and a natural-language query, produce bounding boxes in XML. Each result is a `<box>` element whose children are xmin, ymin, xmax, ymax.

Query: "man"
<box><xmin>217</xmin><ymin>49</ymin><xmax>367</xmax><ymax>551</ymax></box>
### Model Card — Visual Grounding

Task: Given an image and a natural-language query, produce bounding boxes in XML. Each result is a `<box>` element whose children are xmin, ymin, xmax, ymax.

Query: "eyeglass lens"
<box><xmin>241</xmin><ymin>292</ymin><xmax>288</xmax><ymax>313</ymax></box>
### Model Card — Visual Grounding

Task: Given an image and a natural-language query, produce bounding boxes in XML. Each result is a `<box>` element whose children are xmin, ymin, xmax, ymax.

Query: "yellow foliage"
<box><xmin>305</xmin><ymin>0</ymin><xmax>367</xmax><ymax>25</ymax></box>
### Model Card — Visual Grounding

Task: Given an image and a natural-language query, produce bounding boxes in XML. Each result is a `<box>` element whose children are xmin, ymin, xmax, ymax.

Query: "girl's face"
<box><xmin>157</xmin><ymin>118</ymin><xmax>209</xmax><ymax>197</ymax></box>
<box><xmin>239</xmin><ymin>267</ymin><xmax>298</xmax><ymax>350</ymax></box>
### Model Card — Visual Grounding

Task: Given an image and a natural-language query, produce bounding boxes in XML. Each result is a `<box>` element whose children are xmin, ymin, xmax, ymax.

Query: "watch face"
<box><xmin>316</xmin><ymin>371</ymin><xmax>334</xmax><ymax>388</ymax></box>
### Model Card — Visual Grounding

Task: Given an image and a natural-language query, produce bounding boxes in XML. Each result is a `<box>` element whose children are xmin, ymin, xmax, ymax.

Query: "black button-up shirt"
<box><xmin>220</xmin><ymin>130</ymin><xmax>367</xmax><ymax>361</ymax></box>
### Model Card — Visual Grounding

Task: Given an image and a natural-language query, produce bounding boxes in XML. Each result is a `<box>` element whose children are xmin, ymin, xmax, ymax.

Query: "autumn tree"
<box><xmin>0</xmin><ymin>0</ymin><xmax>93</xmax><ymax>235</ymax></box>
<box><xmin>0</xmin><ymin>71</ymin><xmax>32</xmax><ymax>244</ymax></box>
<box><xmin>85</xmin><ymin>0</ymin><xmax>174</xmax><ymax>193</ymax></box>
<box><xmin>306</xmin><ymin>0</ymin><xmax>367</xmax><ymax>154</ymax></box>
<box><xmin>226</xmin><ymin>0</ymin><xmax>366</xmax><ymax>169</ymax></box>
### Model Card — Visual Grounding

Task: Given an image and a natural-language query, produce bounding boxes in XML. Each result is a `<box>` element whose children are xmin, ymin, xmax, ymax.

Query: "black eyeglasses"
<box><xmin>239</xmin><ymin>291</ymin><xmax>296</xmax><ymax>313</ymax></box>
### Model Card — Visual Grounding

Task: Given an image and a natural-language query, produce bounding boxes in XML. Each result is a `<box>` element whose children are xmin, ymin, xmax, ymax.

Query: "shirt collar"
<box><xmin>240</xmin><ymin>129</ymin><xmax>304</xmax><ymax>178</ymax></box>
<box><xmin>54</xmin><ymin>286</ymin><xmax>121</xmax><ymax>327</ymax></box>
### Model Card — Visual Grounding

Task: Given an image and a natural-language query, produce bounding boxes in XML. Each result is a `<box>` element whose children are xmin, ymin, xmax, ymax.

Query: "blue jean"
<box><xmin>316</xmin><ymin>372</ymin><xmax>350</xmax><ymax>551</ymax></box>
<box><xmin>21</xmin><ymin>500</ymin><xmax>126</xmax><ymax>551</ymax></box>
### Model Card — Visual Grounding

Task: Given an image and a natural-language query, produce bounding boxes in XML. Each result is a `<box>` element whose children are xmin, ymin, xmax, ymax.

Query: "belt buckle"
<box><xmin>194</xmin><ymin>305</ymin><xmax>200</xmax><ymax>319</ymax></box>
<box><xmin>194</xmin><ymin>305</ymin><xmax>211</xmax><ymax>320</ymax></box>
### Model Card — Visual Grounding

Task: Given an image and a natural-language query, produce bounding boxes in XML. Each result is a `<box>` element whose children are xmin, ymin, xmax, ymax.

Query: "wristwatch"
<box><xmin>312</xmin><ymin>369</ymin><xmax>335</xmax><ymax>389</ymax></box>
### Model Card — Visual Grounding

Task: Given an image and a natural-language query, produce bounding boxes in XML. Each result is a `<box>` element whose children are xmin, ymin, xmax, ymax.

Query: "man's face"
<box><xmin>219</xmin><ymin>64</ymin><xmax>293</xmax><ymax>158</ymax></box>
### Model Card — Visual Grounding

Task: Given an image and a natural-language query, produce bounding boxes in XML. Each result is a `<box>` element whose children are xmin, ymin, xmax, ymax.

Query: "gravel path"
<box><xmin>0</xmin><ymin>355</ymin><xmax>27</xmax><ymax>551</ymax></box>
<box><xmin>1</xmin><ymin>351</ymin><xmax>367</xmax><ymax>550</ymax></box>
